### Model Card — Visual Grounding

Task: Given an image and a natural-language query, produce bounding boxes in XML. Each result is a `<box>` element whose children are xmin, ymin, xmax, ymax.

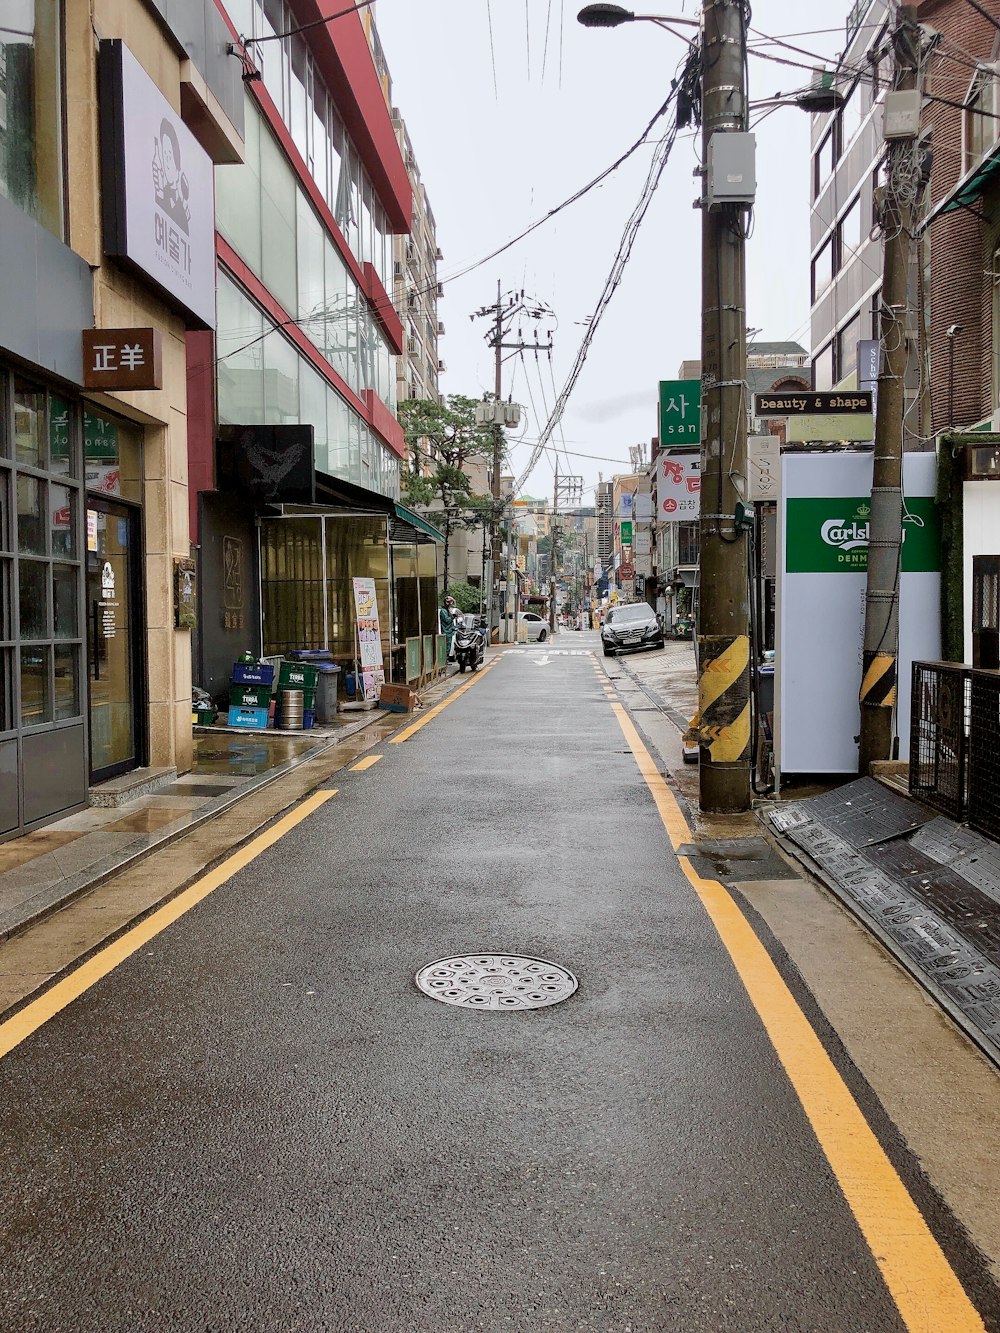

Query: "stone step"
<box><xmin>87</xmin><ymin>766</ymin><xmax>178</xmax><ymax>808</ymax></box>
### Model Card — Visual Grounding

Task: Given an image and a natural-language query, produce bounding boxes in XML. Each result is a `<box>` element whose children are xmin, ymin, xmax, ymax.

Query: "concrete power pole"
<box><xmin>858</xmin><ymin>6</ymin><xmax>921</xmax><ymax>773</ymax></box>
<box><xmin>473</xmin><ymin>286</ymin><xmax>553</xmax><ymax>642</ymax></box>
<box><xmin>697</xmin><ymin>0</ymin><xmax>753</xmax><ymax>813</ymax></box>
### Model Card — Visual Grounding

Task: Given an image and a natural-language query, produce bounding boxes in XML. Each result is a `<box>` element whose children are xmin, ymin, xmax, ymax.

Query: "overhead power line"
<box><xmin>513</xmin><ymin>46</ymin><xmax>699</xmax><ymax>494</ymax></box>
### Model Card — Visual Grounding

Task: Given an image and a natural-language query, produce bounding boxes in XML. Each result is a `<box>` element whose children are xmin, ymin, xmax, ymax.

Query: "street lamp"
<box><xmin>577</xmin><ymin>4</ymin><xmax>699</xmax><ymax>27</ymax></box>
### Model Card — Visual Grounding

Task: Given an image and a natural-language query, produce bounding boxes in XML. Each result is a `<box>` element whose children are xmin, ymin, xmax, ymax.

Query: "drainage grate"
<box><xmin>414</xmin><ymin>954</ymin><xmax>578</xmax><ymax>1011</ymax></box>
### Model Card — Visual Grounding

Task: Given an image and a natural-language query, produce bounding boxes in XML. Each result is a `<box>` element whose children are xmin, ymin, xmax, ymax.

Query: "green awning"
<box><xmin>929</xmin><ymin>143</ymin><xmax>1000</xmax><ymax>223</ymax></box>
<box><xmin>393</xmin><ymin>502</ymin><xmax>444</xmax><ymax>543</ymax></box>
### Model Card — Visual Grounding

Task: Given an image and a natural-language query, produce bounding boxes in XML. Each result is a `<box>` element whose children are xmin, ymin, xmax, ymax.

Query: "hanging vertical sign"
<box><xmin>352</xmin><ymin>577</ymin><xmax>385</xmax><ymax>701</ymax></box>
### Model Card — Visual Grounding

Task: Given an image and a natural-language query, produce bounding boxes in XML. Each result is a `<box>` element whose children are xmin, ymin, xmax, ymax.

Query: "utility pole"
<box><xmin>551</xmin><ymin>463</ymin><xmax>583</xmax><ymax>632</ymax></box>
<box><xmin>697</xmin><ymin>0</ymin><xmax>754</xmax><ymax>813</ymax></box>
<box><xmin>473</xmin><ymin>286</ymin><xmax>553</xmax><ymax>642</ymax></box>
<box><xmin>858</xmin><ymin>6</ymin><xmax>920</xmax><ymax>773</ymax></box>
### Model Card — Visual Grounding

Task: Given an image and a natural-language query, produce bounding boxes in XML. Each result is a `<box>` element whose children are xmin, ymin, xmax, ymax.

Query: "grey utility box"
<box><xmin>705</xmin><ymin>132</ymin><xmax>756</xmax><ymax>208</ymax></box>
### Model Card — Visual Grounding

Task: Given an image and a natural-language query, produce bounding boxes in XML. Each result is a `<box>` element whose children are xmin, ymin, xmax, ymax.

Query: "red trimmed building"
<box><xmin>189</xmin><ymin>0</ymin><xmax>443</xmax><ymax>701</ymax></box>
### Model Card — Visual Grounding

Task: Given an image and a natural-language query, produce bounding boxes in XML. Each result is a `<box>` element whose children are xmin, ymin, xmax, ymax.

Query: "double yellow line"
<box><xmin>610</xmin><ymin>702</ymin><xmax>986</xmax><ymax>1333</ymax></box>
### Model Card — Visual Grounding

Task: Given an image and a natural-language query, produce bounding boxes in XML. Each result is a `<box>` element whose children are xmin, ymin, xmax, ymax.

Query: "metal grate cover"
<box><xmin>415</xmin><ymin>955</ymin><xmax>578</xmax><ymax>1011</ymax></box>
<box><xmin>912</xmin><ymin>818</ymin><xmax>1000</xmax><ymax>907</ymax></box>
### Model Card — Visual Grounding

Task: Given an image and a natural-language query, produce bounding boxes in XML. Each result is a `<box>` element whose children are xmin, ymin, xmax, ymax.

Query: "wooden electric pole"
<box><xmin>697</xmin><ymin>0</ymin><xmax>753</xmax><ymax>813</ymax></box>
<box><xmin>858</xmin><ymin>6</ymin><xmax>920</xmax><ymax>772</ymax></box>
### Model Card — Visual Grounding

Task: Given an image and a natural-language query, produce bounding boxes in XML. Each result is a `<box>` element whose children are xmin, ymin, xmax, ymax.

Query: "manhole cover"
<box><xmin>415</xmin><ymin>954</ymin><xmax>578</xmax><ymax>1010</ymax></box>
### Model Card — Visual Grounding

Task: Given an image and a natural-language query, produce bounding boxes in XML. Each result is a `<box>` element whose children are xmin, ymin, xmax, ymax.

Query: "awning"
<box><xmin>393</xmin><ymin>502</ymin><xmax>444</xmax><ymax>543</ymax></box>
<box><xmin>923</xmin><ymin>142</ymin><xmax>1000</xmax><ymax>229</ymax></box>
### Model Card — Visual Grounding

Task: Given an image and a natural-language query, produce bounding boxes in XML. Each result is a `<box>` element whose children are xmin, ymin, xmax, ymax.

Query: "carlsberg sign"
<box><xmin>785</xmin><ymin>496</ymin><xmax>939</xmax><ymax>573</ymax></box>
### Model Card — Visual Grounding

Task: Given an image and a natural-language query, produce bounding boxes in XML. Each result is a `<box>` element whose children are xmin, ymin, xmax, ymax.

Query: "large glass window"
<box><xmin>811</xmin><ymin>236</ymin><xmax>836</xmax><ymax>302</ymax></box>
<box><xmin>813</xmin><ymin>124</ymin><xmax>839</xmax><ymax>199</ymax></box>
<box><xmin>1</xmin><ymin>373</ymin><xmax>84</xmax><ymax>736</ymax></box>
<box><xmin>0</xmin><ymin>0</ymin><xmax>64</xmax><ymax>237</ymax></box>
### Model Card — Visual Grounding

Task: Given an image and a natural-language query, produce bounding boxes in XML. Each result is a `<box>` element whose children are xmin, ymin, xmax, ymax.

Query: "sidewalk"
<box><xmin>0</xmin><ymin>666</ymin><xmax>462</xmax><ymax>945</ymax></box>
<box><xmin>607</xmin><ymin>643</ymin><xmax>1000</xmax><ymax>1070</ymax></box>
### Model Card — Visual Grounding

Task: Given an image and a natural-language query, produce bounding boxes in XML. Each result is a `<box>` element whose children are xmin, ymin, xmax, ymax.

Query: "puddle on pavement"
<box><xmin>193</xmin><ymin>733</ymin><xmax>319</xmax><ymax>776</ymax></box>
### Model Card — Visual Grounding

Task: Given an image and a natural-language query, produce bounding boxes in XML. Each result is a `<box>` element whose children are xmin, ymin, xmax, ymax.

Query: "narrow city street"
<box><xmin>1</xmin><ymin>640</ymin><xmax>997</xmax><ymax>1332</ymax></box>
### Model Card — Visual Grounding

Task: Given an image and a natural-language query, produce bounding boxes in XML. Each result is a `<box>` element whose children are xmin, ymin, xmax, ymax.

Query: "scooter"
<box><xmin>454</xmin><ymin>618</ymin><xmax>486</xmax><ymax>673</ymax></box>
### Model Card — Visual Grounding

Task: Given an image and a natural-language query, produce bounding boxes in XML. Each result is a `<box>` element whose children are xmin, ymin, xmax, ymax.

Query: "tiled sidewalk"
<box><xmin>0</xmin><ymin>715</ymin><xmax>392</xmax><ymax>941</ymax></box>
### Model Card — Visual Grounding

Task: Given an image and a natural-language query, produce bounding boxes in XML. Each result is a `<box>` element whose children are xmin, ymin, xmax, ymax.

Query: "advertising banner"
<box><xmin>352</xmin><ymin>577</ymin><xmax>385</xmax><ymax>701</ymax></box>
<box><xmin>658</xmin><ymin>454</ymin><xmax>701</xmax><ymax>521</ymax></box>
<box><xmin>620</xmin><ymin>493</ymin><xmax>633</xmax><ymax>519</ymax></box>
<box><xmin>620</xmin><ymin>520</ymin><xmax>633</xmax><ymax>545</ymax></box>
<box><xmin>776</xmin><ymin>452</ymin><xmax>940</xmax><ymax>775</ymax></box>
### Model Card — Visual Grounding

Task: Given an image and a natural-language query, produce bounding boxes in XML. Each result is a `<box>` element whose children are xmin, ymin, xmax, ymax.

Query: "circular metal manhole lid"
<box><xmin>415</xmin><ymin>954</ymin><xmax>578</xmax><ymax>1011</ymax></box>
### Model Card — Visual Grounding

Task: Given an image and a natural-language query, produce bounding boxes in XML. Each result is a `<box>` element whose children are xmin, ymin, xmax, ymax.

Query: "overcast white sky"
<box><xmin>374</xmin><ymin>2</ymin><xmax>844</xmax><ymax>502</ymax></box>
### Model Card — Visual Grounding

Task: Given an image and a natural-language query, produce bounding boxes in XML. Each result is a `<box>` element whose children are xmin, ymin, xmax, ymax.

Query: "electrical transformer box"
<box><xmin>705</xmin><ymin>132</ymin><xmax>756</xmax><ymax>208</ymax></box>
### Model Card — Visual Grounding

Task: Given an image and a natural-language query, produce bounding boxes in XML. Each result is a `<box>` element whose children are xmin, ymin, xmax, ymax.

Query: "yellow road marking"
<box><xmin>350</xmin><ymin>754</ymin><xmax>383</xmax><ymax>771</ymax></box>
<box><xmin>610</xmin><ymin>702</ymin><xmax>986</xmax><ymax>1333</ymax></box>
<box><xmin>0</xmin><ymin>790</ymin><xmax>336</xmax><ymax>1063</ymax></box>
<box><xmin>389</xmin><ymin>659</ymin><xmax>499</xmax><ymax>743</ymax></box>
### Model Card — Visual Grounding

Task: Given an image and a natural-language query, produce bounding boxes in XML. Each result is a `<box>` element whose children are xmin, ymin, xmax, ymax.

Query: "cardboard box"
<box><xmin>378</xmin><ymin>683</ymin><xmax>418</xmax><ymax>713</ymax></box>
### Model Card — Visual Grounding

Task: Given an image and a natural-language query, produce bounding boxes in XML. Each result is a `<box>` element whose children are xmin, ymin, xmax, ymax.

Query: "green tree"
<box><xmin>398</xmin><ymin>396</ymin><xmax>498</xmax><ymax>589</ymax></box>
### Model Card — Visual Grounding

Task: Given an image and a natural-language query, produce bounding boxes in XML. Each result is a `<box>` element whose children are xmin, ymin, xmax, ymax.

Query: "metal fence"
<box><xmin>909</xmin><ymin>661</ymin><xmax>972</xmax><ymax>821</ymax></box>
<box><xmin>970</xmin><ymin>670</ymin><xmax>1000</xmax><ymax>840</ymax></box>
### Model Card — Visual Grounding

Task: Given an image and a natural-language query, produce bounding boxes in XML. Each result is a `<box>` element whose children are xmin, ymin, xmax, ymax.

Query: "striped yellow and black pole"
<box><xmin>688</xmin><ymin>635</ymin><xmax>752</xmax><ymax>768</ymax></box>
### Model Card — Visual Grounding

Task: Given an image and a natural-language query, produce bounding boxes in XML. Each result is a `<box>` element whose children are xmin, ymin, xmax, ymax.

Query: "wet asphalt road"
<box><xmin>0</xmin><ymin>640</ymin><xmax>985</xmax><ymax>1330</ymax></box>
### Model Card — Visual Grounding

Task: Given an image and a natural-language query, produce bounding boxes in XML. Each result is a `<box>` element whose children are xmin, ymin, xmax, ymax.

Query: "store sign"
<box><xmin>658</xmin><ymin>454</ymin><xmax>701</xmax><ymax>521</ymax></box>
<box><xmin>659</xmin><ymin>380</ymin><xmax>700</xmax><ymax>442</ymax></box>
<box><xmin>748</xmin><ymin>434</ymin><xmax>779</xmax><ymax>502</ymax></box>
<box><xmin>83</xmin><ymin>328</ymin><xmax>163</xmax><ymax>391</ymax></box>
<box><xmin>755</xmin><ymin>390</ymin><xmax>872</xmax><ymax>416</ymax></box>
<box><xmin>217</xmin><ymin>424</ymin><xmax>316</xmax><ymax>505</ymax></box>
<box><xmin>620</xmin><ymin>493</ymin><xmax>633</xmax><ymax>519</ymax></box>
<box><xmin>99</xmin><ymin>40</ymin><xmax>216</xmax><ymax>328</ymax></box>
<box><xmin>620</xmin><ymin>520</ymin><xmax>633</xmax><ymax>545</ymax></box>
<box><xmin>858</xmin><ymin>339</ymin><xmax>881</xmax><ymax>421</ymax></box>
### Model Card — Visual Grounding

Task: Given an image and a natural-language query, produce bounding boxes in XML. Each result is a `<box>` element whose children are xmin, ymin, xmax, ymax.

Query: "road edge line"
<box><xmin>609</xmin><ymin>703</ymin><xmax>987</xmax><ymax>1333</ymax></box>
<box><xmin>0</xmin><ymin>790</ymin><xmax>335</xmax><ymax>1063</ymax></box>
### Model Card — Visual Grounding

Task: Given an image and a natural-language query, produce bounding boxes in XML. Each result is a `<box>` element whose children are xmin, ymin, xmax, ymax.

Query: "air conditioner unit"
<box><xmin>436</xmin><ymin>282</ymin><xmax>444</xmax><ymax>298</ymax></box>
<box><xmin>436</xmin><ymin>247</ymin><xmax>443</xmax><ymax>260</ymax></box>
<box><xmin>393</xmin><ymin>261</ymin><xmax>403</xmax><ymax>277</ymax></box>
<box><xmin>437</xmin><ymin>321</ymin><xmax>445</xmax><ymax>335</ymax></box>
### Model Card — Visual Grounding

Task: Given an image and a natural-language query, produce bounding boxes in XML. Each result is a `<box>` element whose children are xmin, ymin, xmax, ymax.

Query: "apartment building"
<box><xmin>809</xmin><ymin>0</ymin><xmax>923</xmax><ymax>441</ymax></box>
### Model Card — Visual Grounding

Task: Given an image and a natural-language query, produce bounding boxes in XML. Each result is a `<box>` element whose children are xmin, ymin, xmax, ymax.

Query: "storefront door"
<box><xmin>86</xmin><ymin>498</ymin><xmax>144</xmax><ymax>780</ymax></box>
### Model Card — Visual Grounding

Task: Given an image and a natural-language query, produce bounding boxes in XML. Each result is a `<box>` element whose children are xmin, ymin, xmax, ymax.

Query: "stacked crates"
<box><xmin>276</xmin><ymin>660</ymin><xmax>319</xmax><ymax>729</ymax></box>
<box><xmin>228</xmin><ymin>660</ymin><xmax>275</xmax><ymax>729</ymax></box>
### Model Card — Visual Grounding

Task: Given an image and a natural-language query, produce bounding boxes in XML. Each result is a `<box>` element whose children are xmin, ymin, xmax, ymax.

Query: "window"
<box><xmin>0</xmin><ymin>2</ymin><xmax>64</xmax><ymax>237</ymax></box>
<box><xmin>835</xmin><ymin>311</ymin><xmax>863</xmax><ymax>385</ymax></box>
<box><xmin>813</xmin><ymin>124</ymin><xmax>839</xmax><ymax>198</ymax></box>
<box><xmin>811</xmin><ymin>235</ymin><xmax>836</xmax><ymax>302</ymax></box>
<box><xmin>841</xmin><ymin>77</ymin><xmax>866</xmax><ymax>147</ymax></box>
<box><xmin>814</xmin><ymin>343</ymin><xmax>834</xmax><ymax>391</ymax></box>
<box><xmin>838</xmin><ymin>195</ymin><xmax>862</xmax><ymax>262</ymax></box>
<box><xmin>965</xmin><ymin>66</ymin><xmax>1000</xmax><ymax>173</ymax></box>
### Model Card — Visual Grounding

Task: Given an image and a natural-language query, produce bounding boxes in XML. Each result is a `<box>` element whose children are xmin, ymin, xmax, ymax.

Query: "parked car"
<box><xmin>601</xmin><ymin>602</ymin><xmax>664</xmax><ymax>657</ymax></box>
<box><xmin>519</xmin><ymin>611</ymin><xmax>549</xmax><ymax>642</ymax></box>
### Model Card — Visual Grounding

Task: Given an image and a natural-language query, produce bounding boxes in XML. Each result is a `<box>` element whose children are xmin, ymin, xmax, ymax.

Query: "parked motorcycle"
<box><xmin>454</xmin><ymin>617</ymin><xmax>486</xmax><ymax>673</ymax></box>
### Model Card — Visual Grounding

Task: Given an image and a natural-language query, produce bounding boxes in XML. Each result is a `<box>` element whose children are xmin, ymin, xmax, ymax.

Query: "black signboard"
<box><xmin>754</xmin><ymin>391</ymin><xmax>873</xmax><ymax>416</ymax></box>
<box><xmin>217</xmin><ymin>425</ymin><xmax>316</xmax><ymax>505</ymax></box>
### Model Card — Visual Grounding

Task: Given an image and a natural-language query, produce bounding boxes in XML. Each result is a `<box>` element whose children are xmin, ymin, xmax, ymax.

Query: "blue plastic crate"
<box><xmin>227</xmin><ymin>705</ymin><xmax>270</xmax><ymax>730</ymax></box>
<box><xmin>232</xmin><ymin>662</ymin><xmax>275</xmax><ymax>686</ymax></box>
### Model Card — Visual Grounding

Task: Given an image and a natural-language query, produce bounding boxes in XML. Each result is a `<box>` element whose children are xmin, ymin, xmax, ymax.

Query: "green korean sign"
<box><xmin>785</xmin><ymin>496</ymin><xmax>940</xmax><ymax>573</ymax></box>
<box><xmin>658</xmin><ymin>379</ymin><xmax>700</xmax><ymax>444</ymax></box>
<box><xmin>620</xmin><ymin>520</ymin><xmax>633</xmax><ymax>544</ymax></box>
